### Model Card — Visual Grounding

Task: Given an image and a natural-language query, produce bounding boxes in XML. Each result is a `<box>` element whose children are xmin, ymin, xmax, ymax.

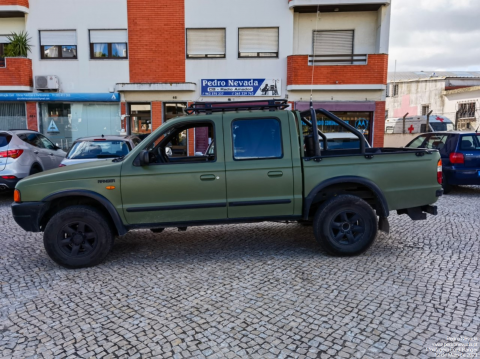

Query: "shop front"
<box><xmin>295</xmin><ymin>102</ymin><xmax>377</xmax><ymax>145</ymax></box>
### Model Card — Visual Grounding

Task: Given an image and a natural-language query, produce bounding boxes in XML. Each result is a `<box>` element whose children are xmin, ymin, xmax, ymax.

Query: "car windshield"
<box><xmin>67</xmin><ymin>140</ymin><xmax>130</xmax><ymax>159</ymax></box>
<box><xmin>431</xmin><ymin>122</ymin><xmax>452</xmax><ymax>132</ymax></box>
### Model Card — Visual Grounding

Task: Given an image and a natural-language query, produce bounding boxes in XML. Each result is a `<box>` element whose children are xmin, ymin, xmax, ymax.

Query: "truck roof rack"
<box><xmin>185</xmin><ymin>99</ymin><xmax>289</xmax><ymax>115</ymax></box>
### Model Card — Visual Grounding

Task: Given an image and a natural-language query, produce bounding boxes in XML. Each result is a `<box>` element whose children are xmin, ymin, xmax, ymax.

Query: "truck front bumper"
<box><xmin>12</xmin><ymin>202</ymin><xmax>47</xmax><ymax>232</ymax></box>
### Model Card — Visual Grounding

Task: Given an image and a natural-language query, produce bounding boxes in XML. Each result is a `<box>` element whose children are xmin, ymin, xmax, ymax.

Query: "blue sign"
<box><xmin>201</xmin><ymin>79</ymin><xmax>281</xmax><ymax>97</ymax></box>
<box><xmin>0</xmin><ymin>93</ymin><xmax>120</xmax><ymax>102</ymax></box>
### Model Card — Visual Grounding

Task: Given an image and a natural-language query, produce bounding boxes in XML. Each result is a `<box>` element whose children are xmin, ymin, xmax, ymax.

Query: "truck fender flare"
<box><xmin>303</xmin><ymin>176</ymin><xmax>389</xmax><ymax>219</ymax></box>
<box><xmin>42</xmin><ymin>190</ymin><xmax>128</xmax><ymax>235</ymax></box>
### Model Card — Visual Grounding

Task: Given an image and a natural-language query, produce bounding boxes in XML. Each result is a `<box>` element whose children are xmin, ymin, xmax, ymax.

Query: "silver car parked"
<box><xmin>0</xmin><ymin>130</ymin><xmax>66</xmax><ymax>191</ymax></box>
<box><xmin>59</xmin><ymin>135</ymin><xmax>141</xmax><ymax>167</ymax></box>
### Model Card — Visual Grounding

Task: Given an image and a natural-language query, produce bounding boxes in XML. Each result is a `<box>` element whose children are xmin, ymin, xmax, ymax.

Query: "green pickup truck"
<box><xmin>12</xmin><ymin>100</ymin><xmax>443</xmax><ymax>268</ymax></box>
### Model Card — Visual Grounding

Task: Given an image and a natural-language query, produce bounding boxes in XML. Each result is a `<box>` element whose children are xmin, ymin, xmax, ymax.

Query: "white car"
<box><xmin>59</xmin><ymin>135</ymin><xmax>142</xmax><ymax>167</ymax></box>
<box><xmin>0</xmin><ymin>130</ymin><xmax>66</xmax><ymax>191</ymax></box>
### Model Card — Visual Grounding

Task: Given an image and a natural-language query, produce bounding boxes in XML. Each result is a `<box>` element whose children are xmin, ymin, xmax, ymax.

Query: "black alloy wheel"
<box><xmin>58</xmin><ymin>221</ymin><xmax>98</xmax><ymax>257</ymax></box>
<box><xmin>329</xmin><ymin>210</ymin><xmax>365</xmax><ymax>245</ymax></box>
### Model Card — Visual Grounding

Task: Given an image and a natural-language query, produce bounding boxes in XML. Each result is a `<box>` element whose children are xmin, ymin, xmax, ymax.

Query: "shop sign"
<box><xmin>0</xmin><ymin>93</ymin><xmax>120</xmax><ymax>102</ymax></box>
<box><xmin>201</xmin><ymin>79</ymin><xmax>281</xmax><ymax>97</ymax></box>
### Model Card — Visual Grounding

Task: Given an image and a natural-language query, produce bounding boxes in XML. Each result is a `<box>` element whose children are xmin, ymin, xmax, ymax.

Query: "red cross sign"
<box><xmin>408</xmin><ymin>125</ymin><xmax>415</xmax><ymax>134</ymax></box>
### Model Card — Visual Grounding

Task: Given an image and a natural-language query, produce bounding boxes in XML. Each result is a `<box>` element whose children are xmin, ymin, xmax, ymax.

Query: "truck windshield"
<box><xmin>67</xmin><ymin>140</ymin><xmax>130</xmax><ymax>159</ymax></box>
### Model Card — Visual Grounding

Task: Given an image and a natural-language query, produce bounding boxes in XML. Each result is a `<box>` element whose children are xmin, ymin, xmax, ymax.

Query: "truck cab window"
<box><xmin>232</xmin><ymin>119</ymin><xmax>282</xmax><ymax>160</ymax></box>
<box><xmin>146</xmin><ymin>122</ymin><xmax>215</xmax><ymax>164</ymax></box>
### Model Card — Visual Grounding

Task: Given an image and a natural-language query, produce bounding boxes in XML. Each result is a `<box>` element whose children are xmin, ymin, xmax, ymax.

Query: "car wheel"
<box><xmin>150</xmin><ymin>228</ymin><xmax>165</xmax><ymax>233</ymax></box>
<box><xmin>43</xmin><ymin>206</ymin><xmax>114</xmax><ymax>269</ymax></box>
<box><xmin>313</xmin><ymin>195</ymin><xmax>378</xmax><ymax>256</ymax></box>
<box><xmin>29</xmin><ymin>164</ymin><xmax>42</xmax><ymax>175</ymax></box>
<box><xmin>442</xmin><ymin>174</ymin><xmax>452</xmax><ymax>194</ymax></box>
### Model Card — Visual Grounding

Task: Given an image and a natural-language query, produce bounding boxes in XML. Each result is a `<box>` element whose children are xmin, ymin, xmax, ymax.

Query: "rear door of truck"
<box><xmin>222</xmin><ymin>111</ymin><xmax>295</xmax><ymax>218</ymax></box>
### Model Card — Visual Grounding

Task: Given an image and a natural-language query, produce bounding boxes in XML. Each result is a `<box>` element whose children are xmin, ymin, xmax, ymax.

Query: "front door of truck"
<box><xmin>121</xmin><ymin>115</ymin><xmax>227</xmax><ymax>225</ymax></box>
<box><xmin>222</xmin><ymin>112</ymin><xmax>295</xmax><ymax>218</ymax></box>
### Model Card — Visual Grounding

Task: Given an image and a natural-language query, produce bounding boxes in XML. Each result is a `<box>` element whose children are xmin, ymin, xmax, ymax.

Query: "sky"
<box><xmin>389</xmin><ymin>0</ymin><xmax>480</xmax><ymax>72</ymax></box>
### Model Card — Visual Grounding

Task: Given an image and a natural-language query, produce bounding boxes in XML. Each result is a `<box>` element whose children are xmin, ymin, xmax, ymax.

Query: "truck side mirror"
<box><xmin>135</xmin><ymin>150</ymin><xmax>150</xmax><ymax>166</ymax></box>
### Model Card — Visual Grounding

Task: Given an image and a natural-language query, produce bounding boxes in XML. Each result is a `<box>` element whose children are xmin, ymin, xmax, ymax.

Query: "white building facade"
<box><xmin>386</xmin><ymin>72</ymin><xmax>480</xmax><ymax>132</ymax></box>
<box><xmin>1</xmin><ymin>0</ymin><xmax>392</xmax><ymax>151</ymax></box>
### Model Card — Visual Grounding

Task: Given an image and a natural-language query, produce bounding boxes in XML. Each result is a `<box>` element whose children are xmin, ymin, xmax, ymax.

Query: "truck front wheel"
<box><xmin>313</xmin><ymin>195</ymin><xmax>377</xmax><ymax>256</ymax></box>
<box><xmin>43</xmin><ymin>206</ymin><xmax>114</xmax><ymax>269</ymax></box>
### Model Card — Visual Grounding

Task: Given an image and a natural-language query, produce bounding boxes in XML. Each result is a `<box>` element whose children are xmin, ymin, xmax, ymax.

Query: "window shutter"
<box><xmin>187</xmin><ymin>29</ymin><xmax>225</xmax><ymax>56</ymax></box>
<box><xmin>0</xmin><ymin>35</ymin><xmax>10</xmax><ymax>43</ymax></box>
<box><xmin>239</xmin><ymin>28</ymin><xmax>278</xmax><ymax>53</ymax></box>
<box><xmin>90</xmin><ymin>30</ymin><xmax>128</xmax><ymax>43</ymax></box>
<box><xmin>313</xmin><ymin>30</ymin><xmax>353</xmax><ymax>55</ymax></box>
<box><xmin>40</xmin><ymin>30</ymin><xmax>77</xmax><ymax>45</ymax></box>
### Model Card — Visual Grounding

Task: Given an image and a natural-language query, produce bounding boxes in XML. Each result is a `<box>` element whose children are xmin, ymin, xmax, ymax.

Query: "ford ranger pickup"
<box><xmin>11</xmin><ymin>100</ymin><xmax>443</xmax><ymax>268</ymax></box>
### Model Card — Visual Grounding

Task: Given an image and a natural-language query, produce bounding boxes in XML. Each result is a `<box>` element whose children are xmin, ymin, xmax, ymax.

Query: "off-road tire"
<box><xmin>313</xmin><ymin>195</ymin><xmax>377</xmax><ymax>256</ymax></box>
<box><xmin>43</xmin><ymin>206</ymin><xmax>114</xmax><ymax>269</ymax></box>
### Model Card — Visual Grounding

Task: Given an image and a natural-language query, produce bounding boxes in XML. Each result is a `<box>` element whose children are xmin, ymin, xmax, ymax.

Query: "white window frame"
<box><xmin>186</xmin><ymin>28</ymin><xmax>226</xmax><ymax>59</ymax></box>
<box><xmin>238</xmin><ymin>27</ymin><xmax>279</xmax><ymax>58</ymax></box>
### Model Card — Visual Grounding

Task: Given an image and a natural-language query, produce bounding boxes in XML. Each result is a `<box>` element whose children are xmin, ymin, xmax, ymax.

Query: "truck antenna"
<box><xmin>310</xmin><ymin>5</ymin><xmax>321</xmax><ymax>109</ymax></box>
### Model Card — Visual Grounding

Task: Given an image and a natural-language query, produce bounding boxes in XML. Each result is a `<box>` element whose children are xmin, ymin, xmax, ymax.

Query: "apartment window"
<box><xmin>238</xmin><ymin>28</ymin><xmax>279</xmax><ymax>58</ymax></box>
<box><xmin>0</xmin><ymin>36</ymin><xmax>7</xmax><ymax>68</ymax></box>
<box><xmin>40</xmin><ymin>30</ymin><xmax>77</xmax><ymax>59</ymax></box>
<box><xmin>312</xmin><ymin>30</ymin><xmax>354</xmax><ymax>64</ymax></box>
<box><xmin>459</xmin><ymin>102</ymin><xmax>476</xmax><ymax>119</ymax></box>
<box><xmin>392</xmin><ymin>84</ymin><xmax>399</xmax><ymax>97</ymax></box>
<box><xmin>89</xmin><ymin>30</ymin><xmax>128</xmax><ymax>59</ymax></box>
<box><xmin>422</xmin><ymin>105</ymin><xmax>430</xmax><ymax>116</ymax></box>
<box><xmin>186</xmin><ymin>28</ymin><xmax>226</xmax><ymax>58</ymax></box>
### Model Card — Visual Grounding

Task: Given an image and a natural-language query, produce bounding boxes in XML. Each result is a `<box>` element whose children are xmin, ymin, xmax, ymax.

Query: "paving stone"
<box><xmin>0</xmin><ymin>188</ymin><xmax>479</xmax><ymax>358</ymax></box>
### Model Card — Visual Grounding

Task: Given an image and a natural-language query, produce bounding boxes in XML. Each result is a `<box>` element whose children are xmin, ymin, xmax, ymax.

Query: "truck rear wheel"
<box><xmin>313</xmin><ymin>195</ymin><xmax>377</xmax><ymax>256</ymax></box>
<box><xmin>43</xmin><ymin>206</ymin><xmax>114</xmax><ymax>269</ymax></box>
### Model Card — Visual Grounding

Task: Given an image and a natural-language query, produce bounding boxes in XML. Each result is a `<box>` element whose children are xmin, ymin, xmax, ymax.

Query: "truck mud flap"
<box><xmin>378</xmin><ymin>217</ymin><xmax>390</xmax><ymax>234</ymax></box>
<box><xmin>397</xmin><ymin>205</ymin><xmax>438</xmax><ymax>221</ymax></box>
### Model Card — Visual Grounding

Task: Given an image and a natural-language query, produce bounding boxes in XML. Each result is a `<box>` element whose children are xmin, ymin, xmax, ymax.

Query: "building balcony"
<box><xmin>288</xmin><ymin>0</ymin><xmax>390</xmax><ymax>13</ymax></box>
<box><xmin>0</xmin><ymin>57</ymin><xmax>33</xmax><ymax>92</ymax></box>
<box><xmin>287</xmin><ymin>53</ymin><xmax>388</xmax><ymax>91</ymax></box>
<box><xmin>0</xmin><ymin>0</ymin><xmax>29</xmax><ymax>17</ymax></box>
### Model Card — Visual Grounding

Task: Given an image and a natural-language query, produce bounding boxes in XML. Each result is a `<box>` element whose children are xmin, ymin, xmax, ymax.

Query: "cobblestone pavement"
<box><xmin>0</xmin><ymin>187</ymin><xmax>479</xmax><ymax>359</ymax></box>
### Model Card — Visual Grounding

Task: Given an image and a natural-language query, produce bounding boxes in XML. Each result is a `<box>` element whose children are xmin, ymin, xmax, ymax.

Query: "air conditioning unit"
<box><xmin>35</xmin><ymin>75</ymin><xmax>59</xmax><ymax>90</ymax></box>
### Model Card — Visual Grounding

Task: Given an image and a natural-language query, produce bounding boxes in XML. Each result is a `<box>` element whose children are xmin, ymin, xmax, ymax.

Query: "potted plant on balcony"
<box><xmin>4</xmin><ymin>31</ymin><xmax>32</xmax><ymax>58</ymax></box>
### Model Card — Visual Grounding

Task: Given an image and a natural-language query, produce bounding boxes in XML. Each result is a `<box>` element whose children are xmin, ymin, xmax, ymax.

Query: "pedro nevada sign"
<box><xmin>201</xmin><ymin>79</ymin><xmax>281</xmax><ymax>97</ymax></box>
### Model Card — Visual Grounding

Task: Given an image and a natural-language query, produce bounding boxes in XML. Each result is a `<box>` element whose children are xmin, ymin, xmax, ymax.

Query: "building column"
<box><xmin>373</xmin><ymin>101</ymin><xmax>386</xmax><ymax>147</ymax></box>
<box><xmin>151</xmin><ymin>101</ymin><xmax>162</xmax><ymax>130</ymax></box>
<box><xmin>121</xmin><ymin>102</ymin><xmax>127</xmax><ymax>131</ymax></box>
<box><xmin>26</xmin><ymin>102</ymin><xmax>38</xmax><ymax>131</ymax></box>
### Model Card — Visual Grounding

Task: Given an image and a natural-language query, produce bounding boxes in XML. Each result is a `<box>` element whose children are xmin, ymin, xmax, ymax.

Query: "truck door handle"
<box><xmin>49</xmin><ymin>153</ymin><xmax>54</xmax><ymax>156</ymax></box>
<box><xmin>268</xmin><ymin>171</ymin><xmax>283</xmax><ymax>177</ymax></box>
<box><xmin>34</xmin><ymin>151</ymin><xmax>39</xmax><ymax>154</ymax></box>
<box><xmin>200</xmin><ymin>174</ymin><xmax>216</xmax><ymax>181</ymax></box>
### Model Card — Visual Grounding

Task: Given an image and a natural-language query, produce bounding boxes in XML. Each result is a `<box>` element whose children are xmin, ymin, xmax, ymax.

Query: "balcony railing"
<box><xmin>287</xmin><ymin>54</ymin><xmax>388</xmax><ymax>86</ymax></box>
<box><xmin>309</xmin><ymin>54</ymin><xmax>368</xmax><ymax>66</ymax></box>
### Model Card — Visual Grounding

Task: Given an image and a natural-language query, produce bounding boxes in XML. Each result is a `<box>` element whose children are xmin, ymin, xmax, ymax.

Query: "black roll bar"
<box><xmin>300</xmin><ymin>108</ymin><xmax>367</xmax><ymax>156</ymax></box>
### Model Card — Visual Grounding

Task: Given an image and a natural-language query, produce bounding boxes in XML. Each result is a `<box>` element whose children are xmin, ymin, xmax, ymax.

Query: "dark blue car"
<box><xmin>406</xmin><ymin>132</ymin><xmax>480</xmax><ymax>193</ymax></box>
